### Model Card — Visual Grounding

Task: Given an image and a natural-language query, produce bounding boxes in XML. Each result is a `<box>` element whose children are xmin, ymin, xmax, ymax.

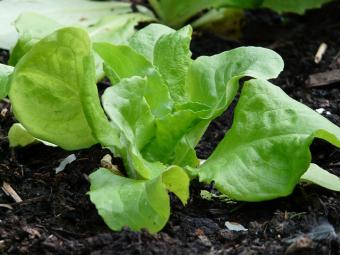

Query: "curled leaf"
<box><xmin>9</xmin><ymin>27</ymin><xmax>97</xmax><ymax>150</ymax></box>
<box><xmin>88</xmin><ymin>166</ymin><xmax>189</xmax><ymax>233</ymax></box>
<box><xmin>199</xmin><ymin>79</ymin><xmax>340</xmax><ymax>201</ymax></box>
<box><xmin>301</xmin><ymin>164</ymin><xmax>340</xmax><ymax>192</ymax></box>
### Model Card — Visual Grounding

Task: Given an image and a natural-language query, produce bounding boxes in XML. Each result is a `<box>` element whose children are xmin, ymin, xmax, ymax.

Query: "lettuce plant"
<box><xmin>0</xmin><ymin>0</ymin><xmax>154</xmax><ymax>80</ymax></box>
<box><xmin>0</xmin><ymin>0</ymin><xmax>154</xmax><ymax>50</ymax></box>
<box><xmin>148</xmin><ymin>0</ymin><xmax>334</xmax><ymax>27</ymax></box>
<box><xmin>6</xmin><ymin>25</ymin><xmax>340</xmax><ymax>233</ymax></box>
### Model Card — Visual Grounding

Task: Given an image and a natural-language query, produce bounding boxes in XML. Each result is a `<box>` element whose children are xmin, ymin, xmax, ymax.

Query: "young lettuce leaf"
<box><xmin>198</xmin><ymin>79</ymin><xmax>340</xmax><ymax>201</ymax></box>
<box><xmin>185</xmin><ymin>46</ymin><xmax>284</xmax><ymax>118</ymax></box>
<box><xmin>9</xmin><ymin>27</ymin><xmax>97</xmax><ymax>150</ymax></box>
<box><xmin>153</xmin><ymin>25</ymin><xmax>193</xmax><ymax>101</ymax></box>
<box><xmin>8</xmin><ymin>123</ymin><xmax>37</xmax><ymax>147</ymax></box>
<box><xmin>88</xmin><ymin>166</ymin><xmax>189</xmax><ymax>233</ymax></box>
<box><xmin>301</xmin><ymin>164</ymin><xmax>340</xmax><ymax>192</ymax></box>
<box><xmin>8</xmin><ymin>123</ymin><xmax>57</xmax><ymax>148</ymax></box>
<box><xmin>0</xmin><ymin>64</ymin><xmax>14</xmax><ymax>100</ymax></box>
<box><xmin>128</xmin><ymin>24</ymin><xmax>175</xmax><ymax>62</ymax></box>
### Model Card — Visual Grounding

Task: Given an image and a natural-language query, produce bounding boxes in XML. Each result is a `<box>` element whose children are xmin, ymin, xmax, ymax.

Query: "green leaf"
<box><xmin>8</xmin><ymin>123</ymin><xmax>37</xmax><ymax>147</ymax></box>
<box><xmin>172</xmin><ymin>119</ymin><xmax>211</xmax><ymax>167</ymax></box>
<box><xmin>94</xmin><ymin>42</ymin><xmax>173</xmax><ymax>117</ymax></box>
<box><xmin>162</xmin><ymin>166</ymin><xmax>190</xmax><ymax>205</ymax></box>
<box><xmin>198</xmin><ymin>79</ymin><xmax>340</xmax><ymax>201</ymax></box>
<box><xmin>0</xmin><ymin>0</ymin><xmax>153</xmax><ymax>50</ymax></box>
<box><xmin>128</xmin><ymin>24</ymin><xmax>174</xmax><ymax>62</ymax></box>
<box><xmin>141</xmin><ymin>109</ymin><xmax>200</xmax><ymax>164</ymax></box>
<box><xmin>94</xmin><ymin>43</ymin><xmax>154</xmax><ymax>81</ymax></box>
<box><xmin>9</xmin><ymin>27</ymin><xmax>97</xmax><ymax>150</ymax></box>
<box><xmin>0</xmin><ymin>64</ymin><xmax>14</xmax><ymax>100</ymax></box>
<box><xmin>88</xmin><ymin>166</ymin><xmax>189</xmax><ymax>233</ymax></box>
<box><xmin>80</xmin><ymin>66</ymin><xmax>121</xmax><ymax>150</ymax></box>
<box><xmin>261</xmin><ymin>0</ymin><xmax>334</xmax><ymax>14</ymax></box>
<box><xmin>185</xmin><ymin>46</ymin><xmax>284</xmax><ymax>118</ymax></box>
<box><xmin>148</xmin><ymin>0</ymin><xmax>219</xmax><ymax>27</ymax></box>
<box><xmin>148</xmin><ymin>0</ymin><xmax>260</xmax><ymax>28</ymax></box>
<box><xmin>9</xmin><ymin>13</ymin><xmax>61</xmax><ymax>66</ymax></box>
<box><xmin>301</xmin><ymin>164</ymin><xmax>340</xmax><ymax>192</ymax></box>
<box><xmin>153</xmin><ymin>25</ymin><xmax>193</xmax><ymax>102</ymax></box>
<box><xmin>89</xmin><ymin>13</ymin><xmax>153</xmax><ymax>44</ymax></box>
<box><xmin>102</xmin><ymin>77</ymin><xmax>155</xmax><ymax>152</ymax></box>
<box><xmin>88</xmin><ymin>168</ymin><xmax>170</xmax><ymax>233</ymax></box>
<box><xmin>8</xmin><ymin>123</ymin><xmax>57</xmax><ymax>148</ymax></box>
<box><xmin>191</xmin><ymin>7</ymin><xmax>245</xmax><ymax>38</ymax></box>
<box><xmin>88</xmin><ymin>12</ymin><xmax>153</xmax><ymax>80</ymax></box>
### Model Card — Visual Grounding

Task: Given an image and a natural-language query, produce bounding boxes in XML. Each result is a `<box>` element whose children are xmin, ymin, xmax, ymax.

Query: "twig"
<box><xmin>0</xmin><ymin>203</ymin><xmax>13</xmax><ymax>210</ymax></box>
<box><xmin>1</xmin><ymin>182</ymin><xmax>23</xmax><ymax>203</ymax></box>
<box><xmin>306</xmin><ymin>69</ymin><xmax>340</xmax><ymax>87</ymax></box>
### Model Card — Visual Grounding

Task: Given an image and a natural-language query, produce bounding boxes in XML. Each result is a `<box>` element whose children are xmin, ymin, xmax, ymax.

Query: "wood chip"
<box><xmin>100</xmin><ymin>154</ymin><xmax>123</xmax><ymax>176</ymax></box>
<box><xmin>314</xmin><ymin>42</ymin><xmax>327</xmax><ymax>64</ymax></box>
<box><xmin>1</xmin><ymin>182</ymin><xmax>23</xmax><ymax>203</ymax></box>
<box><xmin>306</xmin><ymin>69</ymin><xmax>340</xmax><ymax>87</ymax></box>
<box><xmin>0</xmin><ymin>108</ymin><xmax>8</xmax><ymax>117</ymax></box>
<box><xmin>100</xmin><ymin>154</ymin><xmax>114</xmax><ymax>169</ymax></box>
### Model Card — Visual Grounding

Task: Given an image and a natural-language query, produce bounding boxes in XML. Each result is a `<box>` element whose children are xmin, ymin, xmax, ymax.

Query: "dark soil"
<box><xmin>1</xmin><ymin>2</ymin><xmax>340</xmax><ymax>254</ymax></box>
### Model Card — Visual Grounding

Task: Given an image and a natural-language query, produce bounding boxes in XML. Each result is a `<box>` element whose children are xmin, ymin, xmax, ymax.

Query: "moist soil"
<box><xmin>1</xmin><ymin>2</ymin><xmax>340</xmax><ymax>255</ymax></box>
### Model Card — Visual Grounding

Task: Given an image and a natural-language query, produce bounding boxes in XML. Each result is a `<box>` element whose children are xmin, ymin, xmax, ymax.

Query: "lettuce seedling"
<box><xmin>0</xmin><ymin>0</ymin><xmax>154</xmax><ymax>81</ymax></box>
<box><xmin>8</xmin><ymin>25</ymin><xmax>340</xmax><ymax>233</ymax></box>
<box><xmin>0</xmin><ymin>0</ymin><xmax>154</xmax><ymax>50</ymax></box>
<box><xmin>148</xmin><ymin>0</ymin><xmax>259</xmax><ymax>27</ymax></box>
<box><xmin>148</xmin><ymin>0</ymin><xmax>334</xmax><ymax>27</ymax></box>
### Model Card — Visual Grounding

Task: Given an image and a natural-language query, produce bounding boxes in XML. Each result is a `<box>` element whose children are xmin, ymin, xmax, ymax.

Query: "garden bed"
<box><xmin>0</xmin><ymin>2</ymin><xmax>340</xmax><ymax>254</ymax></box>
